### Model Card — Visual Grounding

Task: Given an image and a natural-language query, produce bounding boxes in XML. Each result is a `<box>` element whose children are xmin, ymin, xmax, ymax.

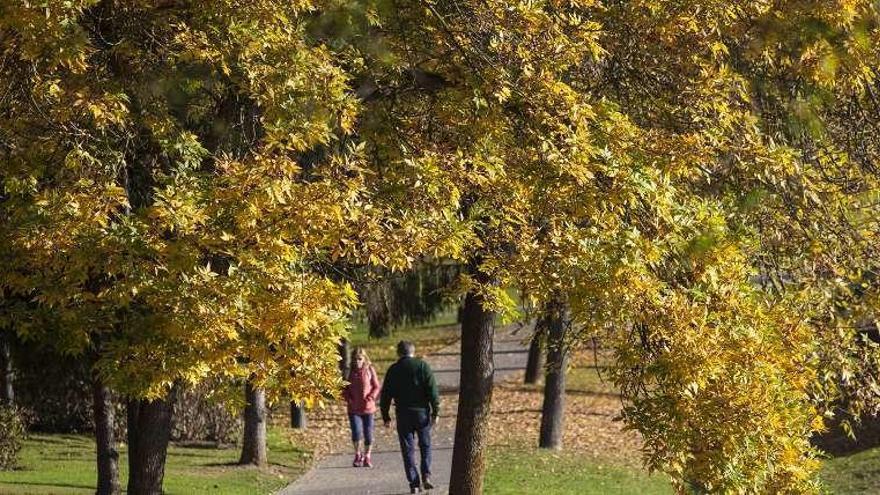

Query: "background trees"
<box><xmin>356</xmin><ymin>262</ymin><xmax>460</xmax><ymax>338</ymax></box>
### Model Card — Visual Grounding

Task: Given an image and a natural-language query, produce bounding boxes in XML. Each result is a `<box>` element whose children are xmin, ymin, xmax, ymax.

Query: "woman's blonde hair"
<box><xmin>350</xmin><ymin>347</ymin><xmax>371</xmax><ymax>374</ymax></box>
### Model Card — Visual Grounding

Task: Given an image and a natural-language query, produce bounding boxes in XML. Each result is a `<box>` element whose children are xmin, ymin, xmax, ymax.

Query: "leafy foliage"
<box><xmin>0</xmin><ymin>405</ymin><xmax>27</xmax><ymax>471</ymax></box>
<box><xmin>325</xmin><ymin>0</ymin><xmax>880</xmax><ymax>491</ymax></box>
<box><xmin>0</xmin><ymin>1</ymin><xmax>372</xmax><ymax>403</ymax></box>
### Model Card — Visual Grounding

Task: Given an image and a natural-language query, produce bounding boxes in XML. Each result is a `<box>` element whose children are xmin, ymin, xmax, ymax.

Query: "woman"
<box><xmin>343</xmin><ymin>347</ymin><xmax>381</xmax><ymax>467</ymax></box>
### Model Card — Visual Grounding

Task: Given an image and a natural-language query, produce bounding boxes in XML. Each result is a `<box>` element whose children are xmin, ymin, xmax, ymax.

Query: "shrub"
<box><xmin>171</xmin><ymin>381</ymin><xmax>242</xmax><ymax>445</ymax></box>
<box><xmin>0</xmin><ymin>404</ymin><xmax>27</xmax><ymax>470</ymax></box>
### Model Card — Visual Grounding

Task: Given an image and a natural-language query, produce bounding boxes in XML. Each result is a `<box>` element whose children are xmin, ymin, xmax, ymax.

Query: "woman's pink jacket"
<box><xmin>343</xmin><ymin>365</ymin><xmax>381</xmax><ymax>415</ymax></box>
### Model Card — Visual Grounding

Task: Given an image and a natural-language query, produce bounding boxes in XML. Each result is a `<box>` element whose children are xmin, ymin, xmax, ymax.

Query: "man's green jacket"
<box><xmin>380</xmin><ymin>356</ymin><xmax>440</xmax><ymax>422</ymax></box>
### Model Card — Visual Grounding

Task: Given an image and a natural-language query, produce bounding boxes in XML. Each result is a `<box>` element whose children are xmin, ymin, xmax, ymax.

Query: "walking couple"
<box><xmin>343</xmin><ymin>341</ymin><xmax>440</xmax><ymax>494</ymax></box>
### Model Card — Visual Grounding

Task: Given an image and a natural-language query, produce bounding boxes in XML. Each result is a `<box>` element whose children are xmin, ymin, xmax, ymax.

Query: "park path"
<box><xmin>279</xmin><ymin>323</ymin><xmax>531</xmax><ymax>495</ymax></box>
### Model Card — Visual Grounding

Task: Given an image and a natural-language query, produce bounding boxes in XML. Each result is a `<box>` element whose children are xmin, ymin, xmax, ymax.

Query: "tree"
<box><xmin>239</xmin><ymin>379</ymin><xmax>267</xmax><ymax>467</ymax></box>
<box><xmin>0</xmin><ymin>2</ymin><xmax>372</xmax><ymax>492</ymax></box>
<box><xmin>92</xmin><ymin>379</ymin><xmax>120</xmax><ymax>495</ymax></box>
<box><xmin>357</xmin><ymin>262</ymin><xmax>461</xmax><ymax>338</ymax></box>
<box><xmin>330</xmin><ymin>1</ymin><xmax>845</xmax><ymax>492</ymax></box>
<box><xmin>91</xmin><ymin>341</ymin><xmax>120</xmax><ymax>495</ymax></box>
<box><xmin>0</xmin><ymin>332</ymin><xmax>12</xmax><ymax>406</ymax></box>
<box><xmin>290</xmin><ymin>401</ymin><xmax>307</xmax><ymax>430</ymax></box>
<box><xmin>126</xmin><ymin>394</ymin><xmax>174</xmax><ymax>495</ymax></box>
<box><xmin>331</xmin><ymin>2</ymin><xmax>670</xmax><ymax>490</ymax></box>
<box><xmin>4</xmin><ymin>1</ymin><xmax>878</xmax><ymax>493</ymax></box>
<box><xmin>450</xmin><ymin>257</ymin><xmax>498</xmax><ymax>493</ymax></box>
<box><xmin>361</xmin><ymin>279</ymin><xmax>392</xmax><ymax>338</ymax></box>
<box><xmin>523</xmin><ymin>329</ymin><xmax>543</xmax><ymax>386</ymax></box>
<box><xmin>708</xmin><ymin>2</ymin><xmax>880</xmax><ymax>426</ymax></box>
<box><xmin>538</xmin><ymin>298</ymin><xmax>569</xmax><ymax>450</ymax></box>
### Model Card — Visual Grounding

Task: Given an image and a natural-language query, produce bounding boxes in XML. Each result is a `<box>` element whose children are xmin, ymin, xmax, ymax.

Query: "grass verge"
<box><xmin>0</xmin><ymin>427</ymin><xmax>308</xmax><ymax>495</ymax></box>
<box><xmin>485</xmin><ymin>446</ymin><xmax>672</xmax><ymax>495</ymax></box>
<box><xmin>821</xmin><ymin>447</ymin><xmax>880</xmax><ymax>494</ymax></box>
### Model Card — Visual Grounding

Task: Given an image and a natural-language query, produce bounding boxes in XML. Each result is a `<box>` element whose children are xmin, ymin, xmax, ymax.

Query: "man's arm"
<box><xmin>423</xmin><ymin>362</ymin><xmax>440</xmax><ymax>421</ymax></box>
<box><xmin>380</xmin><ymin>364</ymin><xmax>395</xmax><ymax>423</ymax></box>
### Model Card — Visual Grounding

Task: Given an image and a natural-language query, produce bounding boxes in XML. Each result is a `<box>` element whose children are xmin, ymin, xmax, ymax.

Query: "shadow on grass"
<box><xmin>501</xmin><ymin>383</ymin><xmax>620</xmax><ymax>400</ymax></box>
<box><xmin>27</xmin><ymin>434</ymin><xmax>92</xmax><ymax>445</ymax></box>
<box><xmin>0</xmin><ymin>480</ymin><xmax>93</xmax><ymax>490</ymax></box>
<box><xmin>173</xmin><ymin>441</ymin><xmax>236</xmax><ymax>450</ymax></box>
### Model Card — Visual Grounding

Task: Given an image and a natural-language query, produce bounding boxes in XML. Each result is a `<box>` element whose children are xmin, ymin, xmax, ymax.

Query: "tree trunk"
<box><xmin>92</xmin><ymin>374</ymin><xmax>120</xmax><ymax>495</ymax></box>
<box><xmin>127</xmin><ymin>394</ymin><xmax>173</xmax><ymax>495</ymax></box>
<box><xmin>0</xmin><ymin>333</ymin><xmax>13</xmax><ymax>405</ymax></box>
<box><xmin>365</xmin><ymin>282</ymin><xmax>391</xmax><ymax>338</ymax></box>
<box><xmin>539</xmin><ymin>299</ymin><xmax>569</xmax><ymax>450</ymax></box>
<box><xmin>239</xmin><ymin>380</ymin><xmax>267</xmax><ymax>466</ymax></box>
<box><xmin>338</xmin><ymin>338</ymin><xmax>351</xmax><ymax>379</ymax></box>
<box><xmin>524</xmin><ymin>326</ymin><xmax>544</xmax><ymax>385</ymax></box>
<box><xmin>290</xmin><ymin>401</ymin><xmax>306</xmax><ymax>429</ymax></box>
<box><xmin>449</xmin><ymin>262</ymin><xmax>496</xmax><ymax>495</ymax></box>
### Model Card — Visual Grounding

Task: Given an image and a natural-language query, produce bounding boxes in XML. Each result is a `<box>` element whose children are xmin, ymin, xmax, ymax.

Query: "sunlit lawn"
<box><xmin>821</xmin><ymin>446</ymin><xmax>880</xmax><ymax>494</ymax></box>
<box><xmin>484</xmin><ymin>437</ymin><xmax>880</xmax><ymax>495</ymax></box>
<box><xmin>485</xmin><ymin>446</ymin><xmax>673</xmax><ymax>495</ymax></box>
<box><xmin>0</xmin><ymin>428</ymin><xmax>308</xmax><ymax>494</ymax></box>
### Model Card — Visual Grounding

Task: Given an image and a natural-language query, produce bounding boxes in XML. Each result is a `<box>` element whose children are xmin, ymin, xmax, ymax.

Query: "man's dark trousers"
<box><xmin>396</xmin><ymin>408</ymin><xmax>432</xmax><ymax>488</ymax></box>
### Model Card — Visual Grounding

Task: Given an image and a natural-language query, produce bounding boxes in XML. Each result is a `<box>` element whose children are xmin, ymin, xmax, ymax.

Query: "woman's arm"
<box><xmin>367</xmin><ymin>366</ymin><xmax>381</xmax><ymax>401</ymax></box>
<box><xmin>342</xmin><ymin>381</ymin><xmax>352</xmax><ymax>403</ymax></box>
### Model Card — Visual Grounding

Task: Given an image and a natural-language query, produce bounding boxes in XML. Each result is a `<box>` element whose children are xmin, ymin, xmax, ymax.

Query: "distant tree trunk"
<box><xmin>524</xmin><ymin>323</ymin><xmax>544</xmax><ymax>385</ymax></box>
<box><xmin>338</xmin><ymin>338</ymin><xmax>351</xmax><ymax>379</ymax></box>
<box><xmin>539</xmin><ymin>298</ymin><xmax>569</xmax><ymax>450</ymax></box>
<box><xmin>239</xmin><ymin>379</ymin><xmax>267</xmax><ymax>466</ymax></box>
<box><xmin>0</xmin><ymin>333</ymin><xmax>13</xmax><ymax>405</ymax></box>
<box><xmin>449</xmin><ymin>261</ymin><xmax>496</xmax><ymax>495</ymax></box>
<box><xmin>365</xmin><ymin>282</ymin><xmax>392</xmax><ymax>338</ymax></box>
<box><xmin>127</xmin><ymin>394</ymin><xmax>173</xmax><ymax>495</ymax></box>
<box><xmin>92</xmin><ymin>373</ymin><xmax>120</xmax><ymax>495</ymax></box>
<box><xmin>290</xmin><ymin>401</ymin><xmax>306</xmax><ymax>429</ymax></box>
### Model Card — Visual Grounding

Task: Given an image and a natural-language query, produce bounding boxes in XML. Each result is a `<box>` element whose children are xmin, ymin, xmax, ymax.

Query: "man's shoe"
<box><xmin>363</xmin><ymin>453</ymin><xmax>372</xmax><ymax>468</ymax></box>
<box><xmin>422</xmin><ymin>477</ymin><xmax>434</xmax><ymax>490</ymax></box>
<box><xmin>352</xmin><ymin>453</ymin><xmax>363</xmax><ymax>467</ymax></box>
<box><xmin>409</xmin><ymin>486</ymin><xmax>420</xmax><ymax>494</ymax></box>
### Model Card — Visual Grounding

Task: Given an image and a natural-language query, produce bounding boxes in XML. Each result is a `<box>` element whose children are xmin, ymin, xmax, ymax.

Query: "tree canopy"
<box><xmin>2</xmin><ymin>1</ymin><xmax>880</xmax><ymax>493</ymax></box>
<box><xmin>1</xmin><ymin>0</ymin><xmax>376</xmax><ymax>403</ymax></box>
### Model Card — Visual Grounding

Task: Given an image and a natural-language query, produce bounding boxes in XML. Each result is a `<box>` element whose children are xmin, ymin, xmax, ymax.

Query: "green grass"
<box><xmin>821</xmin><ymin>447</ymin><xmax>880</xmax><ymax>494</ymax></box>
<box><xmin>485</xmin><ymin>446</ymin><xmax>673</xmax><ymax>495</ymax></box>
<box><xmin>0</xmin><ymin>427</ymin><xmax>308</xmax><ymax>494</ymax></box>
<box><xmin>483</xmin><ymin>436</ymin><xmax>880</xmax><ymax>495</ymax></box>
<box><xmin>484</xmin><ymin>443</ymin><xmax>880</xmax><ymax>495</ymax></box>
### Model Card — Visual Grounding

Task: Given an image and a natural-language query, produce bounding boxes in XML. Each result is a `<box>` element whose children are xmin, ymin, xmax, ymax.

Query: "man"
<box><xmin>380</xmin><ymin>340</ymin><xmax>440</xmax><ymax>494</ymax></box>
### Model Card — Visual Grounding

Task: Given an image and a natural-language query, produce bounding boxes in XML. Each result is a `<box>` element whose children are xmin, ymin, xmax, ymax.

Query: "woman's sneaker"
<box><xmin>363</xmin><ymin>453</ymin><xmax>373</xmax><ymax>468</ymax></box>
<box><xmin>352</xmin><ymin>453</ymin><xmax>363</xmax><ymax>467</ymax></box>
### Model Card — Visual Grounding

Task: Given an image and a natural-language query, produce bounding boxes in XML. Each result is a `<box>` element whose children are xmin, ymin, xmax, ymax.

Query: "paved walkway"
<box><xmin>280</xmin><ymin>324</ymin><xmax>531</xmax><ymax>495</ymax></box>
